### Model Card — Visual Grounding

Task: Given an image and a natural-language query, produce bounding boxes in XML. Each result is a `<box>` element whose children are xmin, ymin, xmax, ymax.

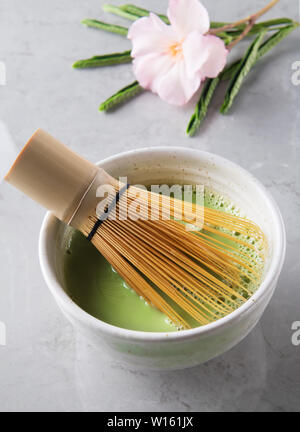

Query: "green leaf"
<box><xmin>225</xmin><ymin>17</ymin><xmax>294</xmax><ymax>34</ymax></box>
<box><xmin>102</xmin><ymin>4</ymin><xmax>139</xmax><ymax>20</ymax></box>
<box><xmin>220</xmin><ymin>30</ymin><xmax>267</xmax><ymax>114</ymax></box>
<box><xmin>99</xmin><ymin>81</ymin><xmax>143</xmax><ymax>111</ymax></box>
<box><xmin>220</xmin><ymin>60</ymin><xmax>242</xmax><ymax>81</ymax></box>
<box><xmin>257</xmin><ymin>22</ymin><xmax>299</xmax><ymax>59</ymax></box>
<box><xmin>120</xmin><ymin>4</ymin><xmax>169</xmax><ymax>24</ymax></box>
<box><xmin>187</xmin><ymin>78</ymin><xmax>220</xmax><ymax>137</ymax></box>
<box><xmin>81</xmin><ymin>19</ymin><xmax>128</xmax><ymax>36</ymax></box>
<box><xmin>73</xmin><ymin>51</ymin><xmax>132</xmax><ymax>68</ymax></box>
<box><xmin>251</xmin><ymin>17</ymin><xmax>295</xmax><ymax>31</ymax></box>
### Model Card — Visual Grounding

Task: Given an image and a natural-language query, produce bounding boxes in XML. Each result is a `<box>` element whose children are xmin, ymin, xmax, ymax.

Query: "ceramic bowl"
<box><xmin>39</xmin><ymin>148</ymin><xmax>286</xmax><ymax>370</ymax></box>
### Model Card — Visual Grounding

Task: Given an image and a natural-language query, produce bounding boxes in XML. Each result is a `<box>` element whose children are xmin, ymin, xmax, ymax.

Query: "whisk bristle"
<box><xmin>5</xmin><ymin>129</ymin><xmax>266</xmax><ymax>330</ymax></box>
<box><xmin>79</xmin><ymin>183</ymin><xmax>266</xmax><ymax>330</ymax></box>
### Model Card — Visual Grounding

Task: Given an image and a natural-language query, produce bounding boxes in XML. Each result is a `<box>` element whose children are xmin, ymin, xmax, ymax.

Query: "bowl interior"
<box><xmin>44</xmin><ymin>148</ymin><xmax>284</xmax><ymax>334</ymax></box>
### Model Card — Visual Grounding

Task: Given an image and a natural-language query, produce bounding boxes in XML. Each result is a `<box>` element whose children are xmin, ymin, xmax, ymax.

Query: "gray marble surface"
<box><xmin>0</xmin><ymin>0</ymin><xmax>299</xmax><ymax>412</ymax></box>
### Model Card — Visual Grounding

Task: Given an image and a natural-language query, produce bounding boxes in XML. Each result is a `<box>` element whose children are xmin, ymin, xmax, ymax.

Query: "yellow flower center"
<box><xmin>168</xmin><ymin>41</ymin><xmax>183</xmax><ymax>58</ymax></box>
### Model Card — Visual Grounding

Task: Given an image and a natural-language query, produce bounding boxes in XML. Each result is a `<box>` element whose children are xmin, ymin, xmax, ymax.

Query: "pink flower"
<box><xmin>128</xmin><ymin>0</ymin><xmax>228</xmax><ymax>106</ymax></box>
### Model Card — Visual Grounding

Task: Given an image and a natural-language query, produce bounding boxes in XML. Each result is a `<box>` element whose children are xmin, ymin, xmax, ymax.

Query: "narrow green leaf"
<box><xmin>81</xmin><ymin>19</ymin><xmax>128</xmax><ymax>36</ymax></box>
<box><xmin>248</xmin><ymin>24</ymin><xmax>293</xmax><ymax>35</ymax></box>
<box><xmin>257</xmin><ymin>22</ymin><xmax>299</xmax><ymax>59</ymax></box>
<box><xmin>102</xmin><ymin>4</ymin><xmax>139</xmax><ymax>21</ymax></box>
<box><xmin>73</xmin><ymin>51</ymin><xmax>132</xmax><ymax>68</ymax></box>
<box><xmin>220</xmin><ymin>30</ymin><xmax>267</xmax><ymax>114</ymax></box>
<box><xmin>220</xmin><ymin>60</ymin><xmax>242</xmax><ymax>81</ymax></box>
<box><xmin>99</xmin><ymin>81</ymin><xmax>143</xmax><ymax>111</ymax></box>
<box><xmin>187</xmin><ymin>78</ymin><xmax>220</xmax><ymax>136</ymax></box>
<box><xmin>225</xmin><ymin>17</ymin><xmax>294</xmax><ymax>34</ymax></box>
<box><xmin>120</xmin><ymin>4</ymin><xmax>169</xmax><ymax>24</ymax></box>
<box><xmin>251</xmin><ymin>17</ymin><xmax>295</xmax><ymax>30</ymax></box>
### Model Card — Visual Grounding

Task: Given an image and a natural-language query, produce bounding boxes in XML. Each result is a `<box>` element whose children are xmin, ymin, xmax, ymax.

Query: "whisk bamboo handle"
<box><xmin>4</xmin><ymin>129</ymin><xmax>116</xmax><ymax>225</ymax></box>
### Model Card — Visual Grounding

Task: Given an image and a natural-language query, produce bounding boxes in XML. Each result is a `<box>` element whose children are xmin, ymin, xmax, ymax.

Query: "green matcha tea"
<box><xmin>62</xmin><ymin>189</ymin><xmax>263</xmax><ymax>332</ymax></box>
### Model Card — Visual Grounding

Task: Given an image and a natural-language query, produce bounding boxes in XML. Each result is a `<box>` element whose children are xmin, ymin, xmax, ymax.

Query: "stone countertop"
<box><xmin>0</xmin><ymin>0</ymin><xmax>299</xmax><ymax>412</ymax></box>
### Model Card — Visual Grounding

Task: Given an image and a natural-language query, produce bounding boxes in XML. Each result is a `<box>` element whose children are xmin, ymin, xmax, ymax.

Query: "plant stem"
<box><xmin>209</xmin><ymin>0</ymin><xmax>280</xmax><ymax>35</ymax></box>
<box><xmin>252</xmin><ymin>0</ymin><xmax>280</xmax><ymax>21</ymax></box>
<box><xmin>81</xmin><ymin>19</ymin><xmax>128</xmax><ymax>36</ymax></box>
<box><xmin>227</xmin><ymin>19</ymin><xmax>256</xmax><ymax>50</ymax></box>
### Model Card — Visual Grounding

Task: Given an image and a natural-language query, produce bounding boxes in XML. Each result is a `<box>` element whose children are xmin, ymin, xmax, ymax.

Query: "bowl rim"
<box><xmin>39</xmin><ymin>147</ymin><xmax>286</xmax><ymax>343</ymax></box>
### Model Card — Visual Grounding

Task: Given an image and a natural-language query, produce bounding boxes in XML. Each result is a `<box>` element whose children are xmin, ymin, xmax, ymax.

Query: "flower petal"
<box><xmin>200</xmin><ymin>35</ymin><xmax>228</xmax><ymax>78</ymax></box>
<box><xmin>167</xmin><ymin>0</ymin><xmax>210</xmax><ymax>39</ymax></box>
<box><xmin>132</xmin><ymin>53</ymin><xmax>174</xmax><ymax>91</ymax></box>
<box><xmin>182</xmin><ymin>31</ymin><xmax>209</xmax><ymax>78</ymax></box>
<box><xmin>183</xmin><ymin>32</ymin><xmax>228</xmax><ymax>79</ymax></box>
<box><xmin>156</xmin><ymin>60</ymin><xmax>201</xmax><ymax>105</ymax></box>
<box><xmin>128</xmin><ymin>13</ymin><xmax>176</xmax><ymax>57</ymax></box>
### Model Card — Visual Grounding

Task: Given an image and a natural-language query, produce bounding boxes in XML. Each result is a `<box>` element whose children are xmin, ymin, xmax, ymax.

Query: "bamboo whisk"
<box><xmin>5</xmin><ymin>129</ymin><xmax>266</xmax><ymax>330</ymax></box>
